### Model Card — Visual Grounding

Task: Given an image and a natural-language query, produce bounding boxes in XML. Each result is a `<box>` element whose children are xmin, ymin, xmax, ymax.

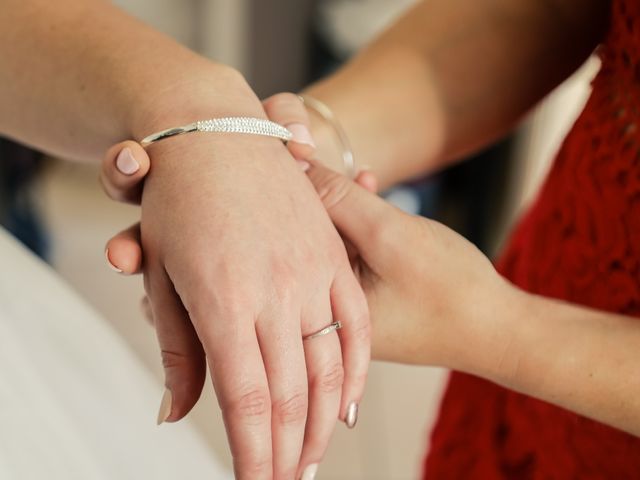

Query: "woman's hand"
<box><xmin>104</xmin><ymin>138</ymin><xmax>506</xmax><ymax>379</ymax></box>
<box><xmin>303</xmin><ymin>163</ymin><xmax>512</xmax><ymax>371</ymax></box>
<box><xmin>103</xmin><ymin>93</ymin><xmax>370</xmax><ymax>480</ymax></box>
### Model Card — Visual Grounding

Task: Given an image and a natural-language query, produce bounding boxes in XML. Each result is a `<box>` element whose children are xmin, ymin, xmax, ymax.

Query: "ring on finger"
<box><xmin>303</xmin><ymin>321</ymin><xmax>342</xmax><ymax>341</ymax></box>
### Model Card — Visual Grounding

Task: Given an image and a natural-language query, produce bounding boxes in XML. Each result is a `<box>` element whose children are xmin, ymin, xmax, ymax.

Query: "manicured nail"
<box><xmin>287</xmin><ymin>123</ymin><xmax>315</xmax><ymax>148</ymax></box>
<box><xmin>115</xmin><ymin>147</ymin><xmax>140</xmax><ymax>175</ymax></box>
<box><xmin>297</xmin><ymin>160</ymin><xmax>311</xmax><ymax>172</ymax></box>
<box><xmin>345</xmin><ymin>401</ymin><xmax>358</xmax><ymax>429</ymax></box>
<box><xmin>156</xmin><ymin>388</ymin><xmax>172</xmax><ymax>425</ymax></box>
<box><xmin>301</xmin><ymin>463</ymin><xmax>319</xmax><ymax>480</ymax></box>
<box><xmin>104</xmin><ymin>248</ymin><xmax>123</xmax><ymax>273</ymax></box>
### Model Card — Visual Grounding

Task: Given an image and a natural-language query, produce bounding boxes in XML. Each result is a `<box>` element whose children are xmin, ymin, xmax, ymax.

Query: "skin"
<box><xmin>309</xmin><ymin>163</ymin><xmax>640</xmax><ymax>438</ymax></box>
<box><xmin>105</xmin><ymin>153</ymin><xmax>640</xmax><ymax>438</ymax></box>
<box><xmin>1</xmin><ymin>2</ymin><xmax>370</xmax><ymax>478</ymax></box>
<box><xmin>305</xmin><ymin>0</ymin><xmax>610</xmax><ymax>189</ymax></box>
<box><xmin>102</xmin><ymin>0</ymin><xmax>639</xmax><ymax>456</ymax></box>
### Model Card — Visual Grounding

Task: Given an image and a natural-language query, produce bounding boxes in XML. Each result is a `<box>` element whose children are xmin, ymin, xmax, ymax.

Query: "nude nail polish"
<box><xmin>116</xmin><ymin>147</ymin><xmax>140</xmax><ymax>175</ymax></box>
<box><xmin>301</xmin><ymin>463</ymin><xmax>319</xmax><ymax>480</ymax></box>
<box><xmin>287</xmin><ymin>123</ymin><xmax>316</xmax><ymax>148</ymax></box>
<box><xmin>345</xmin><ymin>401</ymin><xmax>358</xmax><ymax>429</ymax></box>
<box><xmin>156</xmin><ymin>389</ymin><xmax>172</xmax><ymax>425</ymax></box>
<box><xmin>104</xmin><ymin>249</ymin><xmax>123</xmax><ymax>273</ymax></box>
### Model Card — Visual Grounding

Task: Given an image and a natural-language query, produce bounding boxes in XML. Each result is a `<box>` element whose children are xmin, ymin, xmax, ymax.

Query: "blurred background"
<box><xmin>0</xmin><ymin>0</ymin><xmax>599</xmax><ymax>478</ymax></box>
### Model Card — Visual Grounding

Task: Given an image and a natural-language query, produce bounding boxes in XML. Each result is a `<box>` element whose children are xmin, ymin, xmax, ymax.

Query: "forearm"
<box><xmin>305</xmin><ymin>0</ymin><xmax>608</xmax><ymax>189</ymax></box>
<box><xmin>474</xmin><ymin>286</ymin><xmax>640</xmax><ymax>436</ymax></box>
<box><xmin>0</xmin><ymin>0</ymin><xmax>262</xmax><ymax>162</ymax></box>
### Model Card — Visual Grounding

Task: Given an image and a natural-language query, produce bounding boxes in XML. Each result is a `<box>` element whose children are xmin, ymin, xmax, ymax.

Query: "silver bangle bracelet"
<box><xmin>140</xmin><ymin>117</ymin><xmax>293</xmax><ymax>148</ymax></box>
<box><xmin>299</xmin><ymin>94</ymin><xmax>355</xmax><ymax>178</ymax></box>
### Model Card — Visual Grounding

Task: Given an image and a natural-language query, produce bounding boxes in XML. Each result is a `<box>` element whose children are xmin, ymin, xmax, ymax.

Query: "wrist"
<box><xmin>128</xmin><ymin>65</ymin><xmax>265</xmax><ymax>141</ymax></box>
<box><xmin>470</xmin><ymin>281</ymin><xmax>533</xmax><ymax>384</ymax></box>
<box><xmin>447</xmin><ymin>276</ymin><xmax>526</xmax><ymax>380</ymax></box>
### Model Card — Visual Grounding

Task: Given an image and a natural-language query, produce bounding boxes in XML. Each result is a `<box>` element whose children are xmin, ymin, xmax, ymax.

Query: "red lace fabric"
<box><xmin>423</xmin><ymin>1</ymin><xmax>640</xmax><ymax>478</ymax></box>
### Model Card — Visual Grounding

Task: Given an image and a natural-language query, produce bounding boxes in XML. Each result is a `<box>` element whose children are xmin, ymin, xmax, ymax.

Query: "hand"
<box><xmin>103</xmin><ymin>93</ymin><xmax>370</xmax><ymax>480</ymax></box>
<box><xmin>302</xmin><ymin>162</ymin><xmax>510</xmax><ymax>370</ymax></box>
<box><xmin>104</xmin><ymin>141</ymin><xmax>503</xmax><ymax>375</ymax></box>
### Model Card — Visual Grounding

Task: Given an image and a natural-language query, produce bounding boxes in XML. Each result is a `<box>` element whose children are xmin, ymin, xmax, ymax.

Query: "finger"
<box><xmin>192</xmin><ymin>309</ymin><xmax>273</xmax><ymax>480</ymax></box>
<box><xmin>297</xmin><ymin>300</ymin><xmax>343</xmax><ymax>480</ymax></box>
<box><xmin>100</xmin><ymin>140</ymin><xmax>150</xmax><ymax>204</ymax></box>
<box><xmin>145</xmin><ymin>265</ymin><xmax>207</xmax><ymax>424</ymax></box>
<box><xmin>141</xmin><ymin>295</ymin><xmax>154</xmax><ymax>326</ymax></box>
<box><xmin>355</xmin><ymin>170</ymin><xmax>378</xmax><ymax>193</ymax></box>
<box><xmin>311</xmin><ymin>168</ymin><xmax>378</xmax><ymax>264</ymax></box>
<box><xmin>332</xmin><ymin>267</ymin><xmax>370</xmax><ymax>429</ymax></box>
<box><xmin>338</xmin><ymin>171</ymin><xmax>378</xmax><ymax>263</ymax></box>
<box><xmin>262</xmin><ymin>93</ymin><xmax>315</xmax><ymax>160</ymax></box>
<box><xmin>307</xmin><ymin>162</ymin><xmax>396</xmax><ymax>265</ymax></box>
<box><xmin>255</xmin><ymin>307</ymin><xmax>308</xmax><ymax>479</ymax></box>
<box><xmin>104</xmin><ymin>222</ymin><xmax>143</xmax><ymax>275</ymax></box>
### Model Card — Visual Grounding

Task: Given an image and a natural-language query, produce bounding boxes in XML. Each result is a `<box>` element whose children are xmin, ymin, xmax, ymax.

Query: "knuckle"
<box><xmin>160</xmin><ymin>349</ymin><xmax>193</xmax><ymax>370</ymax></box>
<box><xmin>316</xmin><ymin>363</ymin><xmax>344</xmax><ymax>393</ymax></box>
<box><xmin>229</xmin><ymin>389</ymin><xmax>271</xmax><ymax>421</ymax></box>
<box><xmin>315</xmin><ymin>173</ymin><xmax>352</xmax><ymax>211</ymax></box>
<box><xmin>272</xmin><ymin>391</ymin><xmax>308</xmax><ymax>426</ymax></box>
<box><xmin>269</xmin><ymin>261</ymin><xmax>299</xmax><ymax>302</ymax></box>
<box><xmin>179</xmin><ymin>263</ymin><xmax>254</xmax><ymax>321</ymax></box>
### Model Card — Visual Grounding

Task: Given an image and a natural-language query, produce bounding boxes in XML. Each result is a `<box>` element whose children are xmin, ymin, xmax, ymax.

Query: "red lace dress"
<box><xmin>423</xmin><ymin>0</ymin><xmax>640</xmax><ymax>478</ymax></box>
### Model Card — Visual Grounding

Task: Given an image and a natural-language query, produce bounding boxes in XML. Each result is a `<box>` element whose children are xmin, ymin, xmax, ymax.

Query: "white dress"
<box><xmin>0</xmin><ymin>227</ymin><xmax>231</xmax><ymax>480</ymax></box>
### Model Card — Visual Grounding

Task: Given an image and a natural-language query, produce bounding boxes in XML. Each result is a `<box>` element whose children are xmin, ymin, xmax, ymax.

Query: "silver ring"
<box><xmin>303</xmin><ymin>321</ymin><xmax>342</xmax><ymax>341</ymax></box>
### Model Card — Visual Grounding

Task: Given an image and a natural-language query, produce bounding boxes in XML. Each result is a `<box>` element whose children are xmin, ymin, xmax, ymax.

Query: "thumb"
<box><xmin>262</xmin><ymin>92</ymin><xmax>315</xmax><ymax>161</ymax></box>
<box><xmin>306</xmin><ymin>162</ymin><xmax>398</xmax><ymax>262</ymax></box>
<box><xmin>146</xmin><ymin>266</ymin><xmax>207</xmax><ymax>425</ymax></box>
<box><xmin>100</xmin><ymin>141</ymin><xmax>150</xmax><ymax>204</ymax></box>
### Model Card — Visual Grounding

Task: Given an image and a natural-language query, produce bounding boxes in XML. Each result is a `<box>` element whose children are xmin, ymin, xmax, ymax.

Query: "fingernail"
<box><xmin>116</xmin><ymin>147</ymin><xmax>140</xmax><ymax>175</ymax></box>
<box><xmin>301</xmin><ymin>463</ymin><xmax>319</xmax><ymax>480</ymax></box>
<box><xmin>156</xmin><ymin>388</ymin><xmax>172</xmax><ymax>425</ymax></box>
<box><xmin>297</xmin><ymin>160</ymin><xmax>311</xmax><ymax>172</ymax></box>
<box><xmin>345</xmin><ymin>401</ymin><xmax>358</xmax><ymax>429</ymax></box>
<box><xmin>104</xmin><ymin>248</ymin><xmax>123</xmax><ymax>273</ymax></box>
<box><xmin>287</xmin><ymin>123</ymin><xmax>315</xmax><ymax>148</ymax></box>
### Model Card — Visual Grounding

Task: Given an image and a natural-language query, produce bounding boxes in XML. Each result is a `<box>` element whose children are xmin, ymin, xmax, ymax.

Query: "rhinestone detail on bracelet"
<box><xmin>196</xmin><ymin>117</ymin><xmax>292</xmax><ymax>141</ymax></box>
<box><xmin>140</xmin><ymin>117</ymin><xmax>292</xmax><ymax>147</ymax></box>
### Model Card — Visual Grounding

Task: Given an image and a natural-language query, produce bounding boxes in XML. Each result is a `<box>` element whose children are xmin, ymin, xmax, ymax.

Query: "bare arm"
<box><xmin>1</xmin><ymin>3</ymin><xmax>372</xmax><ymax>477</ymax></box>
<box><xmin>306</xmin><ymin>0</ymin><xmax>609</xmax><ymax>189</ymax></box>
<box><xmin>305</xmin><ymin>162</ymin><xmax>640</xmax><ymax>437</ymax></box>
<box><xmin>0</xmin><ymin>0</ymin><xmax>257</xmax><ymax>161</ymax></box>
<box><xmin>484</xmin><ymin>289</ymin><xmax>640</xmax><ymax>436</ymax></box>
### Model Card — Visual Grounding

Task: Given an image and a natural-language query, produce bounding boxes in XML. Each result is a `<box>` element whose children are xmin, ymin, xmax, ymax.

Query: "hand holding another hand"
<box><xmin>104</xmin><ymin>98</ymin><xmax>513</xmax><ymax>390</ymax></box>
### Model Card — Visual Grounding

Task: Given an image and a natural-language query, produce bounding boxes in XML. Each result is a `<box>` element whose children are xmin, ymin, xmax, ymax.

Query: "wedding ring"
<box><xmin>303</xmin><ymin>321</ymin><xmax>342</xmax><ymax>341</ymax></box>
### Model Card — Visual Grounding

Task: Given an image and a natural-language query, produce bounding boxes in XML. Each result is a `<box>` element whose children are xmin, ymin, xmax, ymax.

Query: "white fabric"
<box><xmin>0</xmin><ymin>228</ymin><xmax>231</xmax><ymax>480</ymax></box>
